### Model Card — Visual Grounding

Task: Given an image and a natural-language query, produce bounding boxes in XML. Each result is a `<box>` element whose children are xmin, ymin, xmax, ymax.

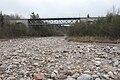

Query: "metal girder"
<box><xmin>28</xmin><ymin>18</ymin><xmax>81</xmax><ymax>26</ymax></box>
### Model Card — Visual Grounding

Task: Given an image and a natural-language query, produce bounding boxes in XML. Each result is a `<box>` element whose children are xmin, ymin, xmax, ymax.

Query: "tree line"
<box><xmin>1</xmin><ymin>9</ymin><xmax>120</xmax><ymax>39</ymax></box>
<box><xmin>0</xmin><ymin>12</ymin><xmax>65</xmax><ymax>38</ymax></box>
<box><xmin>67</xmin><ymin>9</ymin><xmax>120</xmax><ymax>39</ymax></box>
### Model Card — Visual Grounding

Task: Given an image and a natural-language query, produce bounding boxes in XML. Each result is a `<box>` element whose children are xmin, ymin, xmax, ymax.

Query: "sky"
<box><xmin>0</xmin><ymin>0</ymin><xmax>120</xmax><ymax>18</ymax></box>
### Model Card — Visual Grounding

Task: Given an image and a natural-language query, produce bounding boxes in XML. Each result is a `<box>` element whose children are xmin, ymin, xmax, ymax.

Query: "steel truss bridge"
<box><xmin>28</xmin><ymin>17</ymin><xmax>81</xmax><ymax>26</ymax></box>
<box><xmin>10</xmin><ymin>17</ymin><xmax>98</xmax><ymax>26</ymax></box>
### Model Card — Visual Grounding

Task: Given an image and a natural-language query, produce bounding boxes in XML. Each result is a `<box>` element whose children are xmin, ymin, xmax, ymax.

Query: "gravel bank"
<box><xmin>0</xmin><ymin>37</ymin><xmax>120</xmax><ymax>80</ymax></box>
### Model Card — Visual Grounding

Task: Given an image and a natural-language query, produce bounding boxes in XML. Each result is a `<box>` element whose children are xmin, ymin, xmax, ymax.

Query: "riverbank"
<box><xmin>66</xmin><ymin>36</ymin><xmax>120</xmax><ymax>44</ymax></box>
<box><xmin>0</xmin><ymin>37</ymin><xmax>120</xmax><ymax>80</ymax></box>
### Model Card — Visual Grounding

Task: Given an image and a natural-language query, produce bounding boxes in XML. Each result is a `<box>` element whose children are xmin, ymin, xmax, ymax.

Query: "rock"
<box><xmin>6</xmin><ymin>77</ymin><xmax>16</xmax><ymax>80</ymax></box>
<box><xmin>112</xmin><ymin>59</ymin><xmax>119</xmax><ymax>67</ymax></box>
<box><xmin>24</xmin><ymin>71</ymin><xmax>30</xmax><ymax>77</ymax></box>
<box><xmin>0</xmin><ymin>66</ymin><xmax>5</xmax><ymax>74</ymax></box>
<box><xmin>65</xmin><ymin>76</ymin><xmax>75</xmax><ymax>80</ymax></box>
<box><xmin>0</xmin><ymin>62</ymin><xmax>2</xmax><ymax>66</ymax></box>
<box><xmin>108</xmin><ymin>71</ymin><xmax>114</xmax><ymax>78</ymax></box>
<box><xmin>25</xmin><ymin>52</ymin><xmax>30</xmax><ymax>55</ymax></box>
<box><xmin>0</xmin><ymin>75</ymin><xmax>4</xmax><ymax>79</ymax></box>
<box><xmin>118</xmin><ymin>64</ymin><xmax>120</xmax><ymax>68</ymax></box>
<box><xmin>63</xmin><ymin>50</ymin><xmax>69</xmax><ymax>53</ymax></box>
<box><xmin>96</xmin><ymin>52</ymin><xmax>102</xmax><ymax>55</ymax></box>
<box><xmin>112</xmin><ymin>47</ymin><xmax>118</xmax><ymax>50</ymax></box>
<box><xmin>95</xmin><ymin>58</ymin><xmax>101</xmax><ymax>61</ymax></box>
<box><xmin>73</xmin><ymin>50</ymin><xmax>77</xmax><ymax>53</ymax></box>
<box><xmin>51</xmin><ymin>70</ymin><xmax>59</xmax><ymax>80</ymax></box>
<box><xmin>12</xmin><ymin>52</ymin><xmax>19</xmax><ymax>56</ymax></box>
<box><xmin>94</xmin><ymin>61</ymin><xmax>101</xmax><ymax>67</ymax></box>
<box><xmin>84</xmin><ymin>70</ymin><xmax>91</xmax><ymax>74</ymax></box>
<box><xmin>20</xmin><ymin>78</ymin><xmax>30</xmax><ymax>80</ymax></box>
<box><xmin>17</xmin><ymin>50</ymin><xmax>23</xmax><ymax>53</ymax></box>
<box><xmin>19</xmin><ymin>78</ymin><xmax>24</xmax><ymax>80</ymax></box>
<box><xmin>33</xmin><ymin>63</ymin><xmax>39</xmax><ymax>66</ymax></box>
<box><xmin>71</xmin><ymin>72</ymin><xmax>80</xmax><ymax>79</ymax></box>
<box><xmin>92</xmin><ymin>75</ymin><xmax>99</xmax><ymax>79</ymax></box>
<box><xmin>33</xmin><ymin>73</ymin><xmax>43</xmax><ymax>80</ymax></box>
<box><xmin>117</xmin><ymin>68</ymin><xmax>120</xmax><ymax>72</ymax></box>
<box><xmin>33</xmin><ymin>68</ymin><xmax>44</xmax><ymax>80</ymax></box>
<box><xmin>0</xmin><ymin>37</ymin><xmax>120</xmax><ymax>80</ymax></box>
<box><xmin>77</xmin><ymin>74</ymin><xmax>92</xmax><ymax>80</ymax></box>
<box><xmin>102</xmin><ymin>74</ymin><xmax>109</xmax><ymax>79</ymax></box>
<box><xmin>95</xmin><ymin>78</ymin><xmax>101</xmax><ymax>80</ymax></box>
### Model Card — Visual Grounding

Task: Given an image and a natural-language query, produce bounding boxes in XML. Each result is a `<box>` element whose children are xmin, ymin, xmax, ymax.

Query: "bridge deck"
<box><xmin>9</xmin><ymin>17</ymin><xmax>99</xmax><ymax>26</ymax></box>
<box><xmin>10</xmin><ymin>17</ymin><xmax>98</xmax><ymax>20</ymax></box>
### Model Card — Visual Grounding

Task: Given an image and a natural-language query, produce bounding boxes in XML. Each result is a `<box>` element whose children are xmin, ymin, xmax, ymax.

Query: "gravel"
<box><xmin>0</xmin><ymin>37</ymin><xmax>120</xmax><ymax>80</ymax></box>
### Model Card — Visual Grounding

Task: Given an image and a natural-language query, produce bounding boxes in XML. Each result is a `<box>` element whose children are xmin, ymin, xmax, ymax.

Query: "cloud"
<box><xmin>0</xmin><ymin>0</ymin><xmax>120</xmax><ymax>18</ymax></box>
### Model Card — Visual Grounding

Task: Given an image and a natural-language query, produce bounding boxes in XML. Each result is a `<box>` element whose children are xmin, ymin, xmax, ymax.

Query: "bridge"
<box><xmin>9</xmin><ymin>17</ymin><xmax>98</xmax><ymax>26</ymax></box>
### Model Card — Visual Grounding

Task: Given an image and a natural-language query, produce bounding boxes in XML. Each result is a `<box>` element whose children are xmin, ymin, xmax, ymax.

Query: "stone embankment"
<box><xmin>0</xmin><ymin>37</ymin><xmax>120</xmax><ymax>80</ymax></box>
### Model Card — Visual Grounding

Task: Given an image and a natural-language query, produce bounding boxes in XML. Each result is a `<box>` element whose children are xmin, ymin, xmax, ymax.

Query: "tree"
<box><xmin>30</xmin><ymin>12</ymin><xmax>36</xmax><ymax>19</ymax></box>
<box><xmin>36</xmin><ymin>13</ymin><xmax>39</xmax><ymax>19</ymax></box>
<box><xmin>30</xmin><ymin>12</ymin><xmax>40</xmax><ymax>19</ymax></box>
<box><xmin>87</xmin><ymin>14</ymin><xmax>90</xmax><ymax>18</ymax></box>
<box><xmin>0</xmin><ymin>11</ymin><xmax>4</xmax><ymax>27</ymax></box>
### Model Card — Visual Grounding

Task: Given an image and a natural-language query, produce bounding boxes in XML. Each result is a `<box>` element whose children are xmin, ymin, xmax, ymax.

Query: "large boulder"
<box><xmin>65</xmin><ymin>76</ymin><xmax>75</xmax><ymax>80</ymax></box>
<box><xmin>77</xmin><ymin>74</ymin><xmax>92</xmax><ymax>80</ymax></box>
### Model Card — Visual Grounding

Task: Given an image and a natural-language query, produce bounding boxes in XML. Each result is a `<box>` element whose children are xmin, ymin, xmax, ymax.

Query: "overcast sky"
<box><xmin>0</xmin><ymin>0</ymin><xmax>120</xmax><ymax>18</ymax></box>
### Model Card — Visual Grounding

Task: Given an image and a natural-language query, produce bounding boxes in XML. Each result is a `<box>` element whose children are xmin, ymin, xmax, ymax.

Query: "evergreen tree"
<box><xmin>87</xmin><ymin>14</ymin><xmax>90</xmax><ymax>18</ymax></box>
<box><xmin>30</xmin><ymin>12</ymin><xmax>40</xmax><ymax>19</ymax></box>
<box><xmin>0</xmin><ymin>11</ymin><xmax>4</xmax><ymax>27</ymax></box>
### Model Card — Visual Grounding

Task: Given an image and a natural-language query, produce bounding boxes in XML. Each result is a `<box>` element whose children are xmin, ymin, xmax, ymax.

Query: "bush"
<box><xmin>67</xmin><ymin>13</ymin><xmax>120</xmax><ymax>38</ymax></box>
<box><xmin>0</xmin><ymin>12</ymin><xmax>66</xmax><ymax>38</ymax></box>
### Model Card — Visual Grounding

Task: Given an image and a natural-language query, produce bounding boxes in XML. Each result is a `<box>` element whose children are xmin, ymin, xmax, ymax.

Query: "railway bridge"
<box><xmin>9</xmin><ymin>17</ymin><xmax>98</xmax><ymax>26</ymax></box>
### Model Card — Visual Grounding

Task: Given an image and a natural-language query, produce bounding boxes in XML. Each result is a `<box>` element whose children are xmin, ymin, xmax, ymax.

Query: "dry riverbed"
<box><xmin>0</xmin><ymin>37</ymin><xmax>120</xmax><ymax>80</ymax></box>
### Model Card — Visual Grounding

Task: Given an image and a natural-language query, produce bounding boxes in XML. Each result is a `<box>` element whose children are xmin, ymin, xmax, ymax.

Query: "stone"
<box><xmin>0</xmin><ymin>66</ymin><xmax>5</xmax><ymax>74</ymax></box>
<box><xmin>25</xmin><ymin>52</ymin><xmax>30</xmax><ymax>55</ymax></box>
<box><xmin>95</xmin><ymin>58</ymin><xmax>101</xmax><ymax>61</ymax></box>
<box><xmin>118</xmin><ymin>64</ymin><xmax>120</xmax><ymax>68</ymax></box>
<box><xmin>0</xmin><ymin>62</ymin><xmax>2</xmax><ymax>66</ymax></box>
<box><xmin>17</xmin><ymin>50</ymin><xmax>23</xmax><ymax>53</ymax></box>
<box><xmin>96</xmin><ymin>53</ymin><xmax>102</xmax><ymax>55</ymax></box>
<box><xmin>92</xmin><ymin>75</ymin><xmax>99</xmax><ymax>79</ymax></box>
<box><xmin>102</xmin><ymin>74</ymin><xmax>109</xmax><ymax>79</ymax></box>
<box><xmin>33</xmin><ymin>63</ymin><xmax>39</xmax><ymax>66</ymax></box>
<box><xmin>95</xmin><ymin>61</ymin><xmax>101</xmax><ymax>67</ymax></box>
<box><xmin>6</xmin><ymin>77</ymin><xmax>16</xmax><ymax>80</ymax></box>
<box><xmin>35</xmin><ymin>68</ymin><xmax>41</xmax><ymax>73</ymax></box>
<box><xmin>117</xmin><ymin>68</ymin><xmax>120</xmax><ymax>72</ymax></box>
<box><xmin>84</xmin><ymin>70</ymin><xmax>91</xmax><ymax>74</ymax></box>
<box><xmin>51</xmin><ymin>70</ymin><xmax>59</xmax><ymax>80</ymax></box>
<box><xmin>12</xmin><ymin>52</ymin><xmax>19</xmax><ymax>56</ymax></box>
<box><xmin>95</xmin><ymin>78</ymin><xmax>101</xmax><ymax>80</ymax></box>
<box><xmin>33</xmin><ymin>73</ymin><xmax>43</xmax><ymax>80</ymax></box>
<box><xmin>0</xmin><ymin>37</ymin><xmax>120</xmax><ymax>80</ymax></box>
<box><xmin>71</xmin><ymin>72</ymin><xmax>80</xmax><ymax>79</ymax></box>
<box><xmin>33</xmin><ymin>68</ymin><xmax>44</xmax><ymax>80</ymax></box>
<box><xmin>19</xmin><ymin>78</ymin><xmax>24</xmax><ymax>80</ymax></box>
<box><xmin>112</xmin><ymin>59</ymin><xmax>119</xmax><ymax>67</ymax></box>
<box><xmin>77</xmin><ymin>74</ymin><xmax>92</xmax><ymax>80</ymax></box>
<box><xmin>0</xmin><ymin>75</ymin><xmax>4</xmax><ymax>79</ymax></box>
<box><xmin>108</xmin><ymin>71</ymin><xmax>114</xmax><ymax>78</ymax></box>
<box><xmin>65</xmin><ymin>76</ymin><xmax>75</xmax><ymax>80</ymax></box>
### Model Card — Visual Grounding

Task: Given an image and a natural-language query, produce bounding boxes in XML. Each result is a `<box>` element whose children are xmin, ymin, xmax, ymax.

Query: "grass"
<box><xmin>65</xmin><ymin>36</ymin><xmax>120</xmax><ymax>44</ymax></box>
